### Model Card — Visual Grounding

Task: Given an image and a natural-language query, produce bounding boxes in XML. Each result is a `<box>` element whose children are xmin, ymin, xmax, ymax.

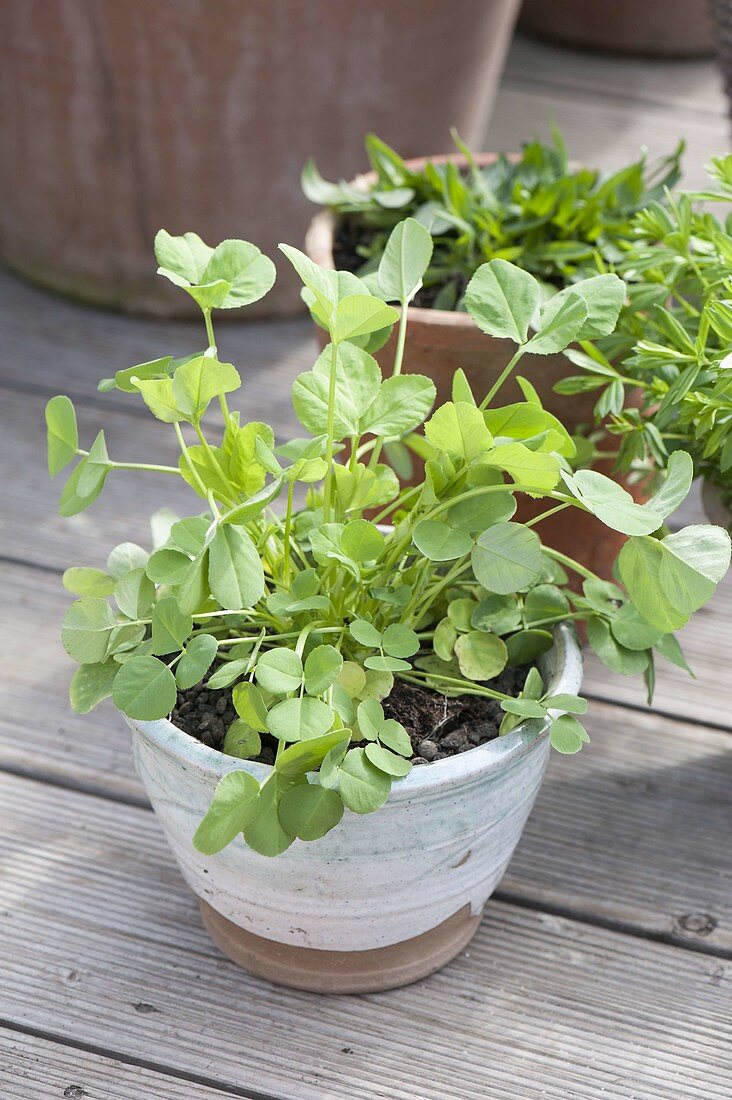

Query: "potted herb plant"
<box><xmin>559</xmin><ymin>154</ymin><xmax>732</xmax><ymax>530</ymax></box>
<box><xmin>304</xmin><ymin>131</ymin><xmax>683</xmax><ymax>576</ymax></box>
<box><xmin>48</xmin><ymin>222</ymin><xmax>730</xmax><ymax>993</ymax></box>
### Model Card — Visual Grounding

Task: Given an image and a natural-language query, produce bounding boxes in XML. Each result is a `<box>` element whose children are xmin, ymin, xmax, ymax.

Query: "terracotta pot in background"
<box><xmin>519</xmin><ymin>0</ymin><xmax>713</xmax><ymax>58</ymax></box>
<box><xmin>0</xmin><ymin>0</ymin><xmax>520</xmax><ymax>318</ymax></box>
<box><xmin>306</xmin><ymin>153</ymin><xmax>644</xmax><ymax>580</ymax></box>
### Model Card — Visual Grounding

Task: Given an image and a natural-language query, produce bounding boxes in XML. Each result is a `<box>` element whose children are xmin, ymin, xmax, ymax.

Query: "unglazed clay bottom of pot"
<box><xmin>128</xmin><ymin>625</ymin><xmax>582</xmax><ymax>993</ymax></box>
<box><xmin>200</xmin><ymin>899</ymin><xmax>481</xmax><ymax>994</ymax></box>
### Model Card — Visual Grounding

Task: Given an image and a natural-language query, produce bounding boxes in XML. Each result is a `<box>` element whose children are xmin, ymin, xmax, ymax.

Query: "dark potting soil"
<box><xmin>333</xmin><ymin>215</ymin><xmax>468</xmax><ymax>310</ymax></box>
<box><xmin>171</xmin><ymin>663</ymin><xmax>530</xmax><ymax>767</ymax></box>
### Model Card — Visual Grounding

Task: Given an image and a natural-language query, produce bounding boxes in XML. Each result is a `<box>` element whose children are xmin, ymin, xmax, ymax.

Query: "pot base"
<box><xmin>199</xmin><ymin>900</ymin><xmax>482</xmax><ymax>994</ymax></box>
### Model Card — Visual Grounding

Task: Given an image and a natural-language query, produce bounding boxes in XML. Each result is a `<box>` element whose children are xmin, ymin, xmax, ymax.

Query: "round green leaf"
<box><xmin>377</xmin><ymin>216</ymin><xmax>433</xmax><ymax>303</ymax></box>
<box><xmin>176</xmin><ymin>634</ymin><xmax>218</xmax><ymax>690</ymax></box>
<box><xmin>379</xmin><ymin>719</ymin><xmax>412</xmax><ymax>757</ymax></box>
<box><xmin>222</xmin><ymin>719</ymin><xmax>261</xmax><ymax>760</ymax></box>
<box><xmin>242</xmin><ymin>774</ymin><xmax>295</xmax><ymax>857</ymax></box>
<box><xmin>208</xmin><ymin>524</ymin><xmax>265</xmax><ymax>611</ymax></box>
<box><xmin>112</xmin><ymin>655</ymin><xmax>178</xmax><ymax>720</ymax></box>
<box><xmin>276</xmin><ymin>729</ymin><xmax>351</xmax><ymax>781</ymax></box>
<box><xmin>255</xmin><ymin>649</ymin><xmax>303</xmax><ymax>694</ymax></box>
<box><xmin>356</xmin><ymin>698</ymin><xmax>384</xmax><ymax>741</ymax></box>
<box><xmin>381</xmin><ymin>624</ymin><xmax>420</xmax><ymax>658</ymax></box>
<box><xmin>524</xmin><ymin>584</ymin><xmax>569</xmax><ymax>625</ymax></box>
<box><xmin>304</xmin><ymin>645</ymin><xmax>343</xmax><ymax>696</ymax></box>
<box><xmin>146</xmin><ymin>548</ymin><xmax>191</xmax><ymax>585</ymax></box>
<box><xmin>454</xmin><ymin>631</ymin><xmax>508</xmax><ymax>681</ymax></box>
<box><xmin>586</xmin><ymin>618</ymin><xmax>649</xmax><ymax>675</ymax></box>
<box><xmin>107</xmin><ymin>542</ymin><xmax>149</xmax><ymax>579</ymax></box>
<box><xmin>62</xmin><ymin>598</ymin><xmax>116</xmax><ymax>664</ymax></box>
<box><xmin>338</xmin><ymin>747</ymin><xmax>391</xmax><ymax>815</ymax></box>
<box><xmin>471</xmin><ymin>523</ymin><xmax>542</xmax><ymax>595</ymax></box>
<box><xmin>193</xmin><ymin>770</ymin><xmax>260</xmax><ymax>854</ymax></box>
<box><xmin>549</xmin><ymin>715</ymin><xmax>590</xmax><ymax>755</ymax></box>
<box><xmin>341</xmin><ymin>519</ymin><xmax>385</xmax><ymax>562</ymax></box>
<box><xmin>62</xmin><ymin>567</ymin><xmax>115</xmax><ymax>598</ymax></box>
<box><xmin>267</xmin><ymin>697</ymin><xmax>334</xmax><ymax>742</ymax></box>
<box><xmin>448</xmin><ymin>598</ymin><xmax>477</xmax><ymax>633</ymax></box>
<box><xmin>151</xmin><ymin>596</ymin><xmax>194</xmax><ymax>656</ymax></box>
<box><xmin>232</xmin><ymin>681</ymin><xmax>269</xmax><ymax>732</ymax></box>
<box><xmin>365</xmin><ymin>743</ymin><xmax>413</xmax><ymax>777</ymax></box>
<box><xmin>433</xmin><ymin>617</ymin><xmax>457</xmax><ymax>661</ymax></box>
<box><xmin>505</xmin><ymin>629</ymin><xmax>554</xmax><ymax>665</ymax></box>
<box><xmin>413</xmin><ymin>520</ymin><xmax>473</xmax><ymax>562</ymax></box>
<box><xmin>349</xmin><ymin>619</ymin><xmax>382</xmax><ymax>648</ymax></box>
<box><xmin>46</xmin><ymin>395</ymin><xmax>79</xmax><ymax>476</ymax></box>
<box><xmin>364</xmin><ymin>655</ymin><xmax>411</xmax><ymax>672</ymax></box>
<box><xmin>609</xmin><ymin>603</ymin><xmax>664</xmax><ymax>651</ymax></box>
<box><xmin>464</xmin><ymin>260</ymin><xmax>539</xmax><ymax>344</ymax></box>
<box><xmin>69</xmin><ymin>660</ymin><xmax>118</xmax><ymax>714</ymax></box>
<box><xmin>472</xmin><ymin>594</ymin><xmax>522</xmax><ymax>634</ymax></box>
<box><xmin>278</xmin><ymin>782</ymin><xmax>344</xmax><ymax>841</ymax></box>
<box><xmin>114</xmin><ymin>568</ymin><xmax>155</xmax><ymax>620</ymax></box>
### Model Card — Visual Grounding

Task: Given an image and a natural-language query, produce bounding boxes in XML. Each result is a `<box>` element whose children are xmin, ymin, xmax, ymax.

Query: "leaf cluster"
<box><xmin>50</xmin><ymin>222</ymin><xmax>729</xmax><ymax>857</ymax></box>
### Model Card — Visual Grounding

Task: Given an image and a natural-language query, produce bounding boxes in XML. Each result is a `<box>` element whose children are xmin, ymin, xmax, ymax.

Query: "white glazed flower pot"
<box><xmin>127</xmin><ymin>624</ymin><xmax>582</xmax><ymax>993</ymax></box>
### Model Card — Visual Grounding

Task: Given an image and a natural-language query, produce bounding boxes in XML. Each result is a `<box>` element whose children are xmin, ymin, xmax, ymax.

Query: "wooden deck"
<box><xmin>1</xmin><ymin>33</ymin><xmax>731</xmax><ymax>1100</ymax></box>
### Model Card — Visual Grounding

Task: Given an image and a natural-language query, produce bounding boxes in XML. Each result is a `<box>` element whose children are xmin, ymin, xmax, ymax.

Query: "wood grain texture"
<box><xmin>0</xmin><ymin>771</ymin><xmax>729</xmax><ymax>1100</ymax></box>
<box><xmin>0</xmin><ymin>1029</ymin><xmax>249</xmax><ymax>1100</ymax></box>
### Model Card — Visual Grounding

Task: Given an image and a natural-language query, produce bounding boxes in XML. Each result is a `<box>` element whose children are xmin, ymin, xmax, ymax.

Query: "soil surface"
<box><xmin>172</xmin><ymin>664</ymin><xmax>530</xmax><ymax>767</ymax></box>
<box><xmin>333</xmin><ymin>215</ymin><xmax>467</xmax><ymax>310</ymax></box>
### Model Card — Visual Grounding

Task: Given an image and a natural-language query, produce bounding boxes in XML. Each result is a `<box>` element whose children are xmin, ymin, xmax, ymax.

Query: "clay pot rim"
<box><xmin>304</xmin><ymin>150</ymin><xmax>579</xmax><ymax>329</ymax></box>
<box><xmin>127</xmin><ymin>623</ymin><xmax>582</xmax><ymax>801</ymax></box>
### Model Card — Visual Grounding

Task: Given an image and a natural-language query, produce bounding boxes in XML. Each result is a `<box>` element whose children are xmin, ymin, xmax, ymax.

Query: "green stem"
<box><xmin>543</xmin><ymin>546</ymin><xmax>599</xmax><ymax>582</ymax></box>
<box><xmin>109</xmin><ymin>461</ymin><xmax>181</xmax><ymax>475</ymax></box>
<box><xmin>369</xmin><ymin>304</ymin><xmax>410</xmax><ymax>471</ymax></box>
<box><xmin>322</xmin><ymin>339</ymin><xmax>340</xmax><ymax>522</ymax></box>
<box><xmin>480</xmin><ymin>348</ymin><xmax>525</xmax><ymax>410</ymax></box>
<box><xmin>282</xmin><ymin>480</ymin><xmax>294</xmax><ymax>583</ymax></box>
<box><xmin>203</xmin><ymin>307</ymin><xmax>231</xmax><ymax>422</ymax></box>
<box><xmin>174</xmin><ymin>422</ymin><xmax>209</xmax><ymax>498</ymax></box>
<box><xmin>524</xmin><ymin>502</ymin><xmax>572</xmax><ymax>528</ymax></box>
<box><xmin>401</xmin><ymin>670</ymin><xmax>513</xmax><ymax>702</ymax></box>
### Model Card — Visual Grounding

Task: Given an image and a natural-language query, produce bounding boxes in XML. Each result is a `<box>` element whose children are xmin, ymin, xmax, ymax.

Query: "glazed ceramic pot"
<box><xmin>0</xmin><ymin>0</ymin><xmax>520</xmax><ymax>317</ymax></box>
<box><xmin>127</xmin><ymin>624</ymin><xmax>582</xmax><ymax>994</ymax></box>
<box><xmin>519</xmin><ymin>0</ymin><xmax>713</xmax><ymax>58</ymax></box>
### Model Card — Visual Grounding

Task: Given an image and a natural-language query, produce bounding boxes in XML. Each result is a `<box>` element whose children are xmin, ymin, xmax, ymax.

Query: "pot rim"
<box><xmin>128</xmin><ymin>623</ymin><xmax>582</xmax><ymax>801</ymax></box>
<box><xmin>304</xmin><ymin>151</ymin><xmax>528</xmax><ymax>330</ymax></box>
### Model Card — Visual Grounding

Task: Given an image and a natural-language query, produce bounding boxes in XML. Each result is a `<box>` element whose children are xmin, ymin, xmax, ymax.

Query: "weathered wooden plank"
<box><xmin>505</xmin><ymin>35</ymin><xmax>726</xmax><ymax>117</ymax></box>
<box><xmin>0</xmin><ymin>1028</ymin><xmax>249</xmax><ymax>1100</ymax></box>
<box><xmin>0</xmin><ymin>771</ymin><xmax>729</xmax><ymax>1099</ymax></box>
<box><xmin>3</xmin><ymin>572</ymin><xmax>732</xmax><ymax>957</ymax></box>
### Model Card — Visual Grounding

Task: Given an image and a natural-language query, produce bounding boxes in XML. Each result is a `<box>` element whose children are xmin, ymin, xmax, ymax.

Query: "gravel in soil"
<box><xmin>171</xmin><ymin>664</ymin><xmax>530</xmax><ymax>768</ymax></box>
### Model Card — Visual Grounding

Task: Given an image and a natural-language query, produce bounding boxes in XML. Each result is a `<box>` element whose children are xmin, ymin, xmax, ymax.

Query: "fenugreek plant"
<box><xmin>48</xmin><ymin>221</ymin><xmax>730</xmax><ymax>856</ymax></box>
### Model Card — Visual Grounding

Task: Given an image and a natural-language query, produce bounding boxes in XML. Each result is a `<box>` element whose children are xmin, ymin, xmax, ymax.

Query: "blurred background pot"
<box><xmin>519</xmin><ymin>0</ymin><xmax>713</xmax><ymax>58</ymax></box>
<box><xmin>0</xmin><ymin>0</ymin><xmax>520</xmax><ymax>318</ymax></box>
<box><xmin>306</xmin><ymin>152</ymin><xmax>645</xmax><ymax>580</ymax></box>
<box><xmin>128</xmin><ymin>626</ymin><xmax>582</xmax><ymax>994</ymax></box>
<box><xmin>702</xmin><ymin>480</ymin><xmax>732</xmax><ymax>529</ymax></box>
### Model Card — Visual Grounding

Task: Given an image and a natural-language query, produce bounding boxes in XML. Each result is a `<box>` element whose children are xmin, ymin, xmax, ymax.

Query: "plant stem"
<box><xmin>174</xmin><ymin>422</ymin><xmax>209</xmax><ymax>498</ymax></box>
<box><xmin>322</xmin><ymin>340</ymin><xmax>339</xmax><ymax>522</ymax></box>
<box><xmin>542</xmin><ymin>546</ymin><xmax>600</xmax><ymax>582</ymax></box>
<box><xmin>203</xmin><ymin>307</ymin><xmax>231</xmax><ymax>423</ymax></box>
<box><xmin>524</xmin><ymin>502</ymin><xmax>572</xmax><ymax>527</ymax></box>
<box><xmin>282</xmin><ymin>480</ymin><xmax>294</xmax><ymax>583</ymax></box>
<box><xmin>480</xmin><ymin>347</ymin><xmax>525</xmax><ymax>410</ymax></box>
<box><xmin>369</xmin><ymin>304</ymin><xmax>410</xmax><ymax>471</ymax></box>
<box><xmin>109</xmin><ymin>461</ymin><xmax>181</xmax><ymax>475</ymax></box>
<box><xmin>401</xmin><ymin>670</ymin><xmax>513</xmax><ymax>702</ymax></box>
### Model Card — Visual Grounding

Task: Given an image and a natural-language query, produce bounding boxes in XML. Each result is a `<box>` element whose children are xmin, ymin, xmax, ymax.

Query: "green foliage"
<box><xmin>304</xmin><ymin>130</ymin><xmax>682</xmax><ymax>310</ymax></box>
<box><xmin>51</xmin><ymin>222</ymin><xmax>728</xmax><ymax>858</ymax></box>
<box><xmin>561</xmin><ymin>156</ymin><xmax>732</xmax><ymax>507</ymax></box>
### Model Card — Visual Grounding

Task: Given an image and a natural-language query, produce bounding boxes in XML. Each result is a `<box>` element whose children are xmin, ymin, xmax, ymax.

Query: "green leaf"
<box><xmin>172</xmin><ymin>356</ymin><xmax>241</xmax><ymax>423</ymax></box>
<box><xmin>505</xmin><ymin>629</ymin><xmax>554</xmax><ymax>665</ymax></box>
<box><xmin>571</xmin><ymin>273</ymin><xmax>626</xmax><ymax>339</ymax></box>
<box><xmin>522</xmin><ymin>288</ymin><xmax>587</xmax><ymax>355</ymax></box>
<box><xmin>647</xmin><ymin>450</ymin><xmax>694</xmax><ymax>519</ymax></box>
<box><xmin>242</xmin><ymin>774</ymin><xmax>295</xmax><ymax>857</ymax></box>
<box><xmin>114</xmin><ymin>568</ymin><xmax>155</xmax><ymax>620</ymax></box>
<box><xmin>349</xmin><ymin>619</ymin><xmax>382</xmax><ymax>648</ymax></box>
<box><xmin>46</xmin><ymin>395</ymin><xmax>78</xmax><ymax>476</ymax></box>
<box><xmin>279</xmin><ymin>243</ymin><xmax>339</xmax><ymax>317</ymax></box>
<box><xmin>424</xmin><ymin>402</ymin><xmax>493</xmax><ymax>461</ymax></box>
<box><xmin>193</xmin><ymin>770</ymin><xmax>260</xmax><ymax>854</ymax></box>
<box><xmin>208</xmin><ymin>525</ymin><xmax>265</xmax><ymax>611</ymax></box>
<box><xmin>338</xmin><ymin>747</ymin><xmax>391</xmax><ymax>814</ymax></box>
<box><xmin>448</xmin><ymin>491</ymin><xmax>517</xmax><ymax>533</ymax></box>
<box><xmin>365</xmin><ymin>743</ymin><xmax>412</xmax><ymax>778</ymax></box>
<box><xmin>377</xmin><ymin>217</ymin><xmax>433</xmax><ymax>303</ymax></box>
<box><xmin>304</xmin><ymin>645</ymin><xmax>343</xmax><ymax>696</ymax></box>
<box><xmin>562</xmin><ymin>469</ymin><xmax>663</xmax><ymax>536</ymax></box>
<box><xmin>472</xmin><ymin>594</ymin><xmax>522</xmax><ymax>634</ymax></box>
<box><xmin>654</xmin><ymin>632</ymin><xmax>693</xmax><ymax>674</ymax></box>
<box><xmin>177</xmin><ymin>550</ymin><xmax>210</xmax><ymax>615</ymax></box>
<box><xmin>359</xmin><ymin>375</ymin><xmax>436</xmax><ymax>436</ymax></box>
<box><xmin>609</xmin><ymin>603</ymin><xmax>664</xmax><ymax>651</ymax></box>
<box><xmin>484</xmin><ymin>443</ymin><xmax>560</xmax><ymax>492</ymax></box>
<box><xmin>500</xmin><ymin>698</ymin><xmax>546</xmax><ymax>719</ymax></box>
<box><xmin>543</xmin><ymin>693</ymin><xmax>588</xmax><ymax>715</ymax></box>
<box><xmin>433</xmin><ymin>617</ymin><xmax>458</xmax><ymax>661</ymax></box>
<box><xmin>413</xmin><ymin>520</ymin><xmax>472</xmax><ymax>562</ymax></box>
<box><xmin>586</xmin><ymin>618</ymin><xmax>649</xmax><ymax>675</ymax></box>
<box><xmin>524</xmin><ymin>584</ymin><xmax>569</xmax><ymax>624</ymax></box>
<box><xmin>364</xmin><ymin>655</ymin><xmax>412</xmax><ymax>673</ymax></box>
<box><xmin>77</xmin><ymin>430</ymin><xmax>111</xmax><ymax>497</ymax></box>
<box><xmin>454</xmin><ymin>631</ymin><xmax>508</xmax><ymax>681</ymax></box>
<box><xmin>255</xmin><ymin>648</ymin><xmax>303</xmax><ymax>694</ymax></box>
<box><xmin>150</xmin><ymin>597</ymin><xmax>193</xmax><ymax>655</ymax></box>
<box><xmin>232</xmin><ymin>682</ymin><xmax>269</xmax><ymax>732</ymax></box>
<box><xmin>484</xmin><ymin>403</ymin><xmax>575</xmax><ymax>460</ymax></box>
<box><xmin>341</xmin><ymin>519</ymin><xmax>385</xmax><ymax>562</ymax></box>
<box><xmin>278</xmin><ymin>782</ymin><xmax>344</xmax><ymax>841</ymax></box>
<box><xmin>331</xmin><ymin>295</ymin><xmax>399</xmax><ymax>344</ymax></box>
<box><xmin>465</xmin><ymin>260</ymin><xmax>540</xmax><ymax>343</ymax></box>
<box><xmin>222</xmin><ymin>719</ymin><xmax>261</xmax><ymax>760</ymax></box>
<box><xmin>276</xmin><ymin>729</ymin><xmax>351</xmax><ymax>780</ymax></box>
<box><xmin>549</xmin><ymin>715</ymin><xmax>590</xmax><ymax>754</ymax></box>
<box><xmin>112</xmin><ymin>655</ymin><xmax>178</xmax><ymax>720</ymax></box>
<box><xmin>62</xmin><ymin>567</ymin><xmax>115</xmax><ymax>598</ymax></box>
<box><xmin>267</xmin><ymin>697</ymin><xmax>335</xmax><ymax>742</ymax></box>
<box><xmin>471</xmin><ymin>523</ymin><xmax>543</xmax><ymax>594</ymax></box>
<box><xmin>69</xmin><ymin>660</ymin><xmax>118</xmax><ymax>714</ymax></box>
<box><xmin>292</xmin><ymin>343</ymin><xmax>381</xmax><ymax>439</ymax></box>
<box><xmin>379</xmin><ymin>720</ymin><xmax>412</xmax><ymax>756</ymax></box>
<box><xmin>146</xmin><ymin>548</ymin><xmax>191</xmax><ymax>585</ymax></box>
<box><xmin>200</xmin><ymin>239</ymin><xmax>276</xmax><ymax>309</ymax></box>
<box><xmin>356</xmin><ymin>698</ymin><xmax>384</xmax><ymax>741</ymax></box>
<box><xmin>132</xmin><ymin>376</ymin><xmax>185</xmax><ymax>423</ymax></box>
<box><xmin>176</xmin><ymin>634</ymin><xmax>218</xmax><ymax>689</ymax></box>
<box><xmin>62</xmin><ymin>598</ymin><xmax>116</xmax><ymax>664</ymax></box>
<box><xmin>382</xmin><ymin>624</ymin><xmax>420</xmax><ymax>658</ymax></box>
<box><xmin>619</xmin><ymin>526</ymin><xmax>730</xmax><ymax>632</ymax></box>
<box><xmin>155</xmin><ymin>230</ymin><xmax>212</xmax><ymax>283</ymax></box>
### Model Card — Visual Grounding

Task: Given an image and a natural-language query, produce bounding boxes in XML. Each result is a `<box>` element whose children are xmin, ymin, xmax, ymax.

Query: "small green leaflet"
<box><xmin>112</xmin><ymin>656</ymin><xmax>178</xmax><ymax>721</ymax></box>
<box><xmin>46</xmin><ymin>395</ymin><xmax>78</xmax><ymax>476</ymax></box>
<box><xmin>465</xmin><ymin>260</ymin><xmax>539</xmax><ymax>344</ymax></box>
<box><xmin>193</xmin><ymin>770</ymin><xmax>260</xmax><ymax>854</ymax></box>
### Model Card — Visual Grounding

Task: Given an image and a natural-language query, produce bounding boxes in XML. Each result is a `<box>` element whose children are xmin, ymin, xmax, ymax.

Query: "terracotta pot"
<box><xmin>0</xmin><ymin>0</ymin><xmax>520</xmax><ymax>318</ymax></box>
<box><xmin>127</xmin><ymin>626</ymin><xmax>582</xmax><ymax>994</ymax></box>
<box><xmin>306</xmin><ymin>153</ymin><xmax>644</xmax><ymax>579</ymax></box>
<box><xmin>519</xmin><ymin>0</ymin><xmax>713</xmax><ymax>58</ymax></box>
